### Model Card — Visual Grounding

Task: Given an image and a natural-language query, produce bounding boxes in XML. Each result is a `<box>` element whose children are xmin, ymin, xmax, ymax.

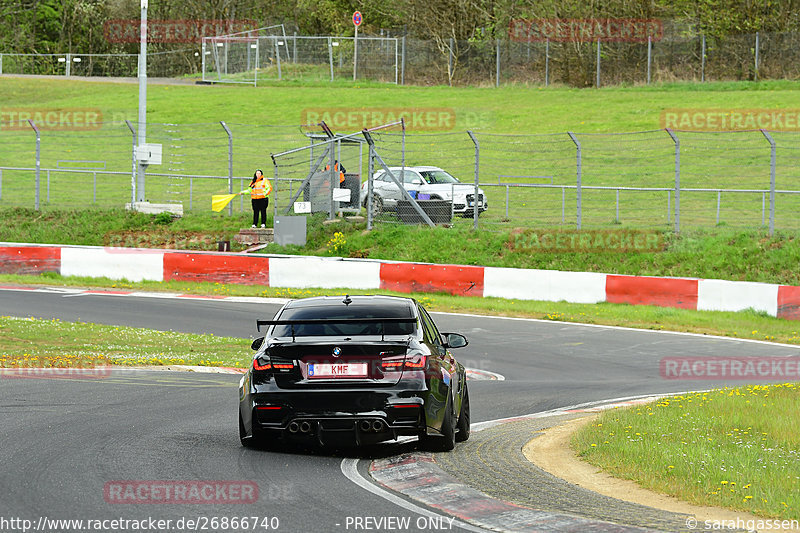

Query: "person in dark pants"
<box><xmin>249</xmin><ymin>169</ymin><xmax>272</xmax><ymax>228</ymax></box>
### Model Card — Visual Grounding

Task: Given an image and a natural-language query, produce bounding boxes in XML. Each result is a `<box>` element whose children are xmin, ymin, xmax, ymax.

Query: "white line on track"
<box><xmin>339</xmin><ymin>458</ymin><xmax>490</xmax><ymax>533</ymax></box>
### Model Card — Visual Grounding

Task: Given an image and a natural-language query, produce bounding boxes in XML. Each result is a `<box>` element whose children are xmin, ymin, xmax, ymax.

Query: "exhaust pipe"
<box><xmin>371</xmin><ymin>420</ymin><xmax>385</xmax><ymax>432</ymax></box>
<box><xmin>359</xmin><ymin>420</ymin><xmax>372</xmax><ymax>432</ymax></box>
<box><xmin>299</xmin><ymin>421</ymin><xmax>312</xmax><ymax>433</ymax></box>
<box><xmin>288</xmin><ymin>421</ymin><xmax>300</xmax><ymax>433</ymax></box>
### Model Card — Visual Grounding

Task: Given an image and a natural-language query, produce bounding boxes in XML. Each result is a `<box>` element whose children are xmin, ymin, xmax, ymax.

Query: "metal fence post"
<box><xmin>66</xmin><ymin>53</ymin><xmax>71</xmax><ymax>76</ymax></box>
<box><xmin>467</xmin><ymin>131</ymin><xmax>480</xmax><ymax>228</ymax></box>
<box><xmin>27</xmin><ymin>120</ymin><xmax>41</xmax><ymax>210</ymax></box>
<box><xmin>754</xmin><ymin>32</ymin><xmax>760</xmax><ymax>81</ymax></box>
<box><xmin>367</xmin><ymin>144</ymin><xmax>375</xmax><ymax>230</ymax></box>
<box><xmin>761</xmin><ymin>129</ymin><xmax>776</xmax><ymax>235</ymax></box>
<box><xmin>701</xmin><ymin>35</ymin><xmax>706</xmax><ymax>82</ymax></box>
<box><xmin>0</xmin><ymin>54</ymin><xmax>3</xmax><ymax>75</ymax></box>
<box><xmin>274</xmin><ymin>36</ymin><xmax>282</xmax><ymax>81</ymax></box>
<box><xmin>328</xmin><ymin>38</ymin><xmax>334</xmax><ymax>82</ymax></box>
<box><xmin>567</xmin><ymin>132</ymin><xmax>581</xmax><ymax>229</ymax></box>
<box><xmin>124</xmin><ymin>120</ymin><xmax>137</xmax><ymax>205</ymax></box>
<box><xmin>495</xmin><ymin>39</ymin><xmax>500</xmax><ymax>88</ymax></box>
<box><xmin>666</xmin><ymin>128</ymin><xmax>681</xmax><ymax>233</ymax></box>
<box><xmin>596</xmin><ymin>40</ymin><xmax>601</xmax><ymax>87</ymax></box>
<box><xmin>270</xmin><ymin>166</ymin><xmax>277</xmax><ymax>220</ymax></box>
<box><xmin>329</xmin><ymin>141</ymin><xmax>336</xmax><ymax>220</ymax></box>
<box><xmin>220</xmin><ymin>121</ymin><xmax>234</xmax><ymax>216</ymax></box>
<box><xmin>545</xmin><ymin>38</ymin><xmax>550</xmax><ymax>86</ymax></box>
<box><xmin>401</xmin><ymin>35</ymin><xmax>406</xmax><ymax>85</ymax></box>
<box><xmin>647</xmin><ymin>36</ymin><xmax>652</xmax><ymax>84</ymax></box>
<box><xmin>293</xmin><ymin>32</ymin><xmax>297</xmax><ymax>63</ymax></box>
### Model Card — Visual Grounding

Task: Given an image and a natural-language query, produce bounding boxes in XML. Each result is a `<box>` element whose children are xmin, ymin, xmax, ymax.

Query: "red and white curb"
<box><xmin>342</xmin><ymin>394</ymin><xmax>677</xmax><ymax>533</ymax></box>
<box><xmin>3</xmin><ymin>242</ymin><xmax>800</xmax><ymax>321</ymax></box>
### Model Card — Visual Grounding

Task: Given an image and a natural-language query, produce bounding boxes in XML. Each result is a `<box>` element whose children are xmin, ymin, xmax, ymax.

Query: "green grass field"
<box><xmin>0</xmin><ymin>315</ymin><xmax>250</xmax><ymax>368</ymax></box>
<box><xmin>2</xmin><ymin>77</ymin><xmax>800</xmax><ymax>230</ymax></box>
<box><xmin>2</xmin><ymin>76</ymin><xmax>800</xmax><ymax>230</ymax></box>
<box><xmin>573</xmin><ymin>384</ymin><xmax>800</xmax><ymax>520</ymax></box>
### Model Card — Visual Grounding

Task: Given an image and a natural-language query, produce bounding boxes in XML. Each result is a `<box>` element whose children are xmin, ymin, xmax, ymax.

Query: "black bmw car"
<box><xmin>238</xmin><ymin>295</ymin><xmax>470</xmax><ymax>451</ymax></box>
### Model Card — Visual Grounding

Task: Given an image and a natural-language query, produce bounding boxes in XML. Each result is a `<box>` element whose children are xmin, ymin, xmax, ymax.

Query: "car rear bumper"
<box><xmin>243</xmin><ymin>388</ymin><xmax>427</xmax><ymax>445</ymax></box>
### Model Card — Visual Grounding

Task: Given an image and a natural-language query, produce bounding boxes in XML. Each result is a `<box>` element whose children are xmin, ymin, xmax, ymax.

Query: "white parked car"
<box><xmin>360</xmin><ymin>166</ymin><xmax>487</xmax><ymax>216</ymax></box>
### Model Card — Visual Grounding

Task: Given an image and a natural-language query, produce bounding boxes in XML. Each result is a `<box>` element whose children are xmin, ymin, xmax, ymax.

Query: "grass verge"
<box><xmin>2</xmin><ymin>272</ymin><xmax>800</xmax><ymax>346</ymax></box>
<box><xmin>0</xmin><ymin>315</ymin><xmax>251</xmax><ymax>369</ymax></box>
<box><xmin>572</xmin><ymin>385</ymin><xmax>800</xmax><ymax>520</ymax></box>
<box><xmin>2</xmin><ymin>208</ymin><xmax>800</xmax><ymax>285</ymax></box>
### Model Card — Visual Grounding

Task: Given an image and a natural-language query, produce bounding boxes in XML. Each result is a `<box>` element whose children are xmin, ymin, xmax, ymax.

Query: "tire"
<box><xmin>455</xmin><ymin>383</ymin><xmax>470</xmax><ymax>442</ymax></box>
<box><xmin>420</xmin><ymin>394</ymin><xmax>456</xmax><ymax>452</ymax></box>
<box><xmin>239</xmin><ymin>410</ymin><xmax>259</xmax><ymax>448</ymax></box>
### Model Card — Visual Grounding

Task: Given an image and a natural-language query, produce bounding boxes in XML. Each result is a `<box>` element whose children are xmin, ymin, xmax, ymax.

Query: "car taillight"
<box><xmin>253</xmin><ymin>357</ymin><xmax>271</xmax><ymax>371</ymax></box>
<box><xmin>254</xmin><ymin>356</ymin><xmax>294</xmax><ymax>372</ymax></box>
<box><xmin>380</xmin><ymin>353</ymin><xmax>426</xmax><ymax>370</ymax></box>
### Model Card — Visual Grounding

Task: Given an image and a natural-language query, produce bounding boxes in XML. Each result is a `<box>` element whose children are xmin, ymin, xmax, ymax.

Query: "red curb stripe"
<box><xmin>778</xmin><ymin>285</ymin><xmax>800</xmax><ymax>321</ymax></box>
<box><xmin>606</xmin><ymin>274</ymin><xmax>698</xmax><ymax>309</ymax></box>
<box><xmin>0</xmin><ymin>246</ymin><xmax>61</xmax><ymax>275</ymax></box>
<box><xmin>83</xmin><ymin>290</ymin><xmax>134</xmax><ymax>295</ymax></box>
<box><xmin>379</xmin><ymin>263</ymin><xmax>484</xmax><ymax>296</ymax></box>
<box><xmin>163</xmin><ymin>252</ymin><xmax>269</xmax><ymax>285</ymax></box>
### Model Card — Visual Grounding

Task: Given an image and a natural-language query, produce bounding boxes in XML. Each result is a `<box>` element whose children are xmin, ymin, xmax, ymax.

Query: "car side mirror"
<box><xmin>411</xmin><ymin>178</ymin><xmax>423</xmax><ymax>185</ymax></box>
<box><xmin>251</xmin><ymin>337</ymin><xmax>264</xmax><ymax>351</ymax></box>
<box><xmin>443</xmin><ymin>333</ymin><xmax>468</xmax><ymax>349</ymax></box>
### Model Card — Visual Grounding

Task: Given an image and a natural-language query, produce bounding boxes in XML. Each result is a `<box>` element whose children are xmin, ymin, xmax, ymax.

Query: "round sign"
<box><xmin>353</xmin><ymin>11</ymin><xmax>362</xmax><ymax>27</ymax></box>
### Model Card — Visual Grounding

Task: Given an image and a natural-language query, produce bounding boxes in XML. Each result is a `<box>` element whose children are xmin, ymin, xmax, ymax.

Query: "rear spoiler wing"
<box><xmin>256</xmin><ymin>318</ymin><xmax>417</xmax><ymax>342</ymax></box>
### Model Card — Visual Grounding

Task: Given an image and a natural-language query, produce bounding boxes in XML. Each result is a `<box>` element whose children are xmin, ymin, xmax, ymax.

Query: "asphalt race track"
<box><xmin>2</xmin><ymin>288</ymin><xmax>799</xmax><ymax>533</ymax></box>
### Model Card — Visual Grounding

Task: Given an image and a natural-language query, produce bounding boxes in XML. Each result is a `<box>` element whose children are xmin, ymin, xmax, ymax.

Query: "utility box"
<box><xmin>274</xmin><ymin>216</ymin><xmax>307</xmax><ymax>246</ymax></box>
<box><xmin>135</xmin><ymin>144</ymin><xmax>162</xmax><ymax>165</ymax></box>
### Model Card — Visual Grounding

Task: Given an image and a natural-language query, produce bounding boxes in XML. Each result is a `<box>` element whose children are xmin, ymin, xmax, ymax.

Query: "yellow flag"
<box><xmin>211</xmin><ymin>193</ymin><xmax>238</xmax><ymax>212</ymax></box>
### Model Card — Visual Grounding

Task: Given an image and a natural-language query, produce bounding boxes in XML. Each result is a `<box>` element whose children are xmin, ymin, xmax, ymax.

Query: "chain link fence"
<box><xmin>2</xmin><ymin>121</ymin><xmax>799</xmax><ymax>234</ymax></box>
<box><xmin>5</xmin><ymin>28</ymin><xmax>800</xmax><ymax>86</ymax></box>
<box><xmin>201</xmin><ymin>26</ymin><xmax>399</xmax><ymax>85</ymax></box>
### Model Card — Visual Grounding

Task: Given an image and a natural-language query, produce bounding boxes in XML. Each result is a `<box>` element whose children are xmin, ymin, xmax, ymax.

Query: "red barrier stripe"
<box><xmin>606</xmin><ymin>275</ymin><xmax>698</xmax><ymax>309</ymax></box>
<box><xmin>0</xmin><ymin>246</ymin><xmax>61</xmax><ymax>275</ymax></box>
<box><xmin>379</xmin><ymin>263</ymin><xmax>484</xmax><ymax>296</ymax></box>
<box><xmin>163</xmin><ymin>252</ymin><xmax>269</xmax><ymax>285</ymax></box>
<box><xmin>777</xmin><ymin>285</ymin><xmax>800</xmax><ymax>321</ymax></box>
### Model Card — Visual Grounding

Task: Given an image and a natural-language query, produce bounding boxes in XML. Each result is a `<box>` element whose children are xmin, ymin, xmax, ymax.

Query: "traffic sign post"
<box><xmin>353</xmin><ymin>11</ymin><xmax>362</xmax><ymax>81</ymax></box>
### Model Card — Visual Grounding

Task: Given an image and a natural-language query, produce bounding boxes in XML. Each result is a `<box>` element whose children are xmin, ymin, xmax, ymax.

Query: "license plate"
<box><xmin>468</xmin><ymin>201</ymin><xmax>474</xmax><ymax>207</ymax></box>
<box><xmin>308</xmin><ymin>363</ymin><xmax>368</xmax><ymax>378</ymax></box>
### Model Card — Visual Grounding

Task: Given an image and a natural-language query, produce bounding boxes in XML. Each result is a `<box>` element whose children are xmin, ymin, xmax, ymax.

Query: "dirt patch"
<box><xmin>104</xmin><ymin>230</ymin><xmax>236</xmax><ymax>251</ymax></box>
<box><xmin>524</xmin><ymin>415</ymin><xmax>800</xmax><ymax>533</ymax></box>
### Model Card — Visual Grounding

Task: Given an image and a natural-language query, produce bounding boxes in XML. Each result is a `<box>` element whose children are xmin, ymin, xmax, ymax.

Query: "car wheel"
<box><xmin>420</xmin><ymin>394</ymin><xmax>456</xmax><ymax>452</ymax></box>
<box><xmin>455</xmin><ymin>383</ymin><xmax>470</xmax><ymax>442</ymax></box>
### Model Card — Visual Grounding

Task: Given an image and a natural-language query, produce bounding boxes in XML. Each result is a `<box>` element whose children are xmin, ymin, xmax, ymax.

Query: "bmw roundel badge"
<box><xmin>332</xmin><ymin>347</ymin><xmax>342</xmax><ymax>357</ymax></box>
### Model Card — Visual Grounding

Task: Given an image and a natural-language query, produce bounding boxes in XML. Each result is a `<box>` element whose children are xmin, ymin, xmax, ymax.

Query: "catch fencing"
<box><xmin>201</xmin><ymin>27</ymin><xmax>399</xmax><ymax>85</ymax></box>
<box><xmin>2</xmin><ymin>121</ymin><xmax>799</xmax><ymax>234</ymax></box>
<box><xmin>5</xmin><ymin>27</ymin><xmax>800</xmax><ymax>86</ymax></box>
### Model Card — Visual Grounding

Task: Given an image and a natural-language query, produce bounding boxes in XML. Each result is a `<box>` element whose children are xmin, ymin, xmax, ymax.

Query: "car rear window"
<box><xmin>272</xmin><ymin>301</ymin><xmax>416</xmax><ymax>337</ymax></box>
